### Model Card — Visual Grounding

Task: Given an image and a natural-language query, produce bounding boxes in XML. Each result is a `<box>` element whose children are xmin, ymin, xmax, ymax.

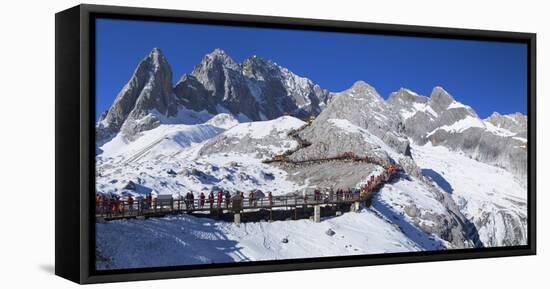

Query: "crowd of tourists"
<box><xmin>96</xmin><ymin>164</ymin><xmax>401</xmax><ymax>215</ymax></box>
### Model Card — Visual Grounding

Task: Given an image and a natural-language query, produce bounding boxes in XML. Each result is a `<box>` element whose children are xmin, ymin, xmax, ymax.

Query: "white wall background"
<box><xmin>0</xmin><ymin>0</ymin><xmax>546</xmax><ymax>287</ymax></box>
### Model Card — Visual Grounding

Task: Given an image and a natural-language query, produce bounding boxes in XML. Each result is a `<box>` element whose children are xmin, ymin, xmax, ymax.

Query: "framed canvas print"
<box><xmin>55</xmin><ymin>4</ymin><xmax>536</xmax><ymax>284</ymax></box>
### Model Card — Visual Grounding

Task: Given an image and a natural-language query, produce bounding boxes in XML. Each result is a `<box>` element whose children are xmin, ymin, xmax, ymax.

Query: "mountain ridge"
<box><xmin>97</xmin><ymin>48</ymin><xmax>332</xmax><ymax>143</ymax></box>
<box><xmin>96</xmin><ymin>47</ymin><xmax>527</xmax><ymax>182</ymax></box>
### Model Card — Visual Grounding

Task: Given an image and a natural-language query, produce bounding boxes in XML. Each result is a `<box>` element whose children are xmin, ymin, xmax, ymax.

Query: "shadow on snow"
<box><xmin>96</xmin><ymin>215</ymin><xmax>249</xmax><ymax>270</ymax></box>
<box><xmin>421</xmin><ymin>168</ymin><xmax>454</xmax><ymax>194</ymax></box>
<box><xmin>370</xmin><ymin>195</ymin><xmax>447</xmax><ymax>251</ymax></box>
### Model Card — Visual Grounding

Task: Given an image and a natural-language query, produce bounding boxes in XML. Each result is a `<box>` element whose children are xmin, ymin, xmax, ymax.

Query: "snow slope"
<box><xmin>99</xmin><ymin>123</ymin><xmax>224</xmax><ymax>163</ymax></box>
<box><xmin>327</xmin><ymin>118</ymin><xmax>404</xmax><ymax>161</ymax></box>
<box><xmin>99</xmin><ymin>113</ymin><xmax>238</xmax><ymax>162</ymax></box>
<box><xmin>96</xmin><ymin>209</ymin><xmax>419</xmax><ymax>269</ymax></box>
<box><xmin>223</xmin><ymin>115</ymin><xmax>304</xmax><ymax>140</ymax></box>
<box><xmin>95</xmin><ymin>111</ymin><xmax>527</xmax><ymax>270</ymax></box>
<box><xmin>96</xmin><ymin>115</ymin><xmax>306</xmax><ymax>197</ymax></box>
<box><xmin>427</xmin><ymin>115</ymin><xmax>485</xmax><ymax>136</ymax></box>
<box><xmin>411</xmin><ymin>143</ymin><xmax>527</xmax><ymax>247</ymax></box>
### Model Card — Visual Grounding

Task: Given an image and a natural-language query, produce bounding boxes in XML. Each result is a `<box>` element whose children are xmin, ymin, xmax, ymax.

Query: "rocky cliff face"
<box><xmin>387</xmin><ymin>87</ymin><xmax>527</xmax><ymax>184</ymax></box>
<box><xmin>183</xmin><ymin>49</ymin><xmax>330</xmax><ymax>121</ymax></box>
<box><xmin>97</xmin><ymin>48</ymin><xmax>330</xmax><ymax>143</ymax></box>
<box><xmin>312</xmin><ymin>81</ymin><xmax>411</xmax><ymax>156</ymax></box>
<box><xmin>485</xmin><ymin>112</ymin><xmax>527</xmax><ymax>137</ymax></box>
<box><xmin>387</xmin><ymin>87</ymin><xmax>479</xmax><ymax>141</ymax></box>
<box><xmin>97</xmin><ymin>48</ymin><xmax>178</xmax><ymax>142</ymax></box>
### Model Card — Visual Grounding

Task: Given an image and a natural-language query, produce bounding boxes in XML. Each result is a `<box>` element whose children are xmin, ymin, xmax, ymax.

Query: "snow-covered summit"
<box><xmin>97</xmin><ymin>48</ymin><xmax>330</xmax><ymax>144</ymax></box>
<box><xmin>485</xmin><ymin>111</ymin><xmax>527</xmax><ymax>136</ymax></box>
<box><xmin>386</xmin><ymin>86</ymin><xmax>527</xmax><ymax>183</ymax></box>
<box><xmin>319</xmin><ymin>80</ymin><xmax>410</xmax><ymax>156</ymax></box>
<box><xmin>96</xmin><ymin>47</ymin><xmax>178</xmax><ymax>143</ymax></box>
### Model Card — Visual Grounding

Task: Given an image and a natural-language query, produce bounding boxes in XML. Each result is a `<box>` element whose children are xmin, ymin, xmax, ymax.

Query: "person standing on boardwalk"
<box><xmin>267</xmin><ymin>191</ymin><xmax>273</xmax><ymax>206</ymax></box>
<box><xmin>208</xmin><ymin>191</ymin><xmax>214</xmax><ymax>209</ymax></box>
<box><xmin>184</xmin><ymin>192</ymin><xmax>190</xmax><ymax>209</ymax></box>
<box><xmin>113</xmin><ymin>197</ymin><xmax>121</xmax><ymax>214</ymax></box>
<box><xmin>239</xmin><ymin>191</ymin><xmax>244</xmax><ymax>208</ymax></box>
<box><xmin>127</xmin><ymin>195</ymin><xmax>134</xmax><ymax>212</ymax></box>
<box><xmin>190</xmin><ymin>192</ymin><xmax>195</xmax><ymax>209</ymax></box>
<box><xmin>225</xmin><ymin>191</ymin><xmax>231</xmax><ymax>208</ymax></box>
<box><xmin>217</xmin><ymin>191</ymin><xmax>223</xmax><ymax>208</ymax></box>
<box><xmin>360</xmin><ymin>189</ymin><xmax>368</xmax><ymax>201</ymax></box>
<box><xmin>199</xmin><ymin>192</ymin><xmax>205</xmax><ymax>208</ymax></box>
<box><xmin>248</xmin><ymin>191</ymin><xmax>254</xmax><ymax>207</ymax></box>
<box><xmin>95</xmin><ymin>194</ymin><xmax>102</xmax><ymax>210</ymax></box>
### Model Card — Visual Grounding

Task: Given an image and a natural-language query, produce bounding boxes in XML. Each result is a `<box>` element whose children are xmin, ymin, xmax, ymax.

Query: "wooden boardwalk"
<box><xmin>98</xmin><ymin>193</ymin><xmax>362</xmax><ymax>221</ymax></box>
<box><xmin>95</xmin><ymin>168</ymin><xmax>401</xmax><ymax>222</ymax></box>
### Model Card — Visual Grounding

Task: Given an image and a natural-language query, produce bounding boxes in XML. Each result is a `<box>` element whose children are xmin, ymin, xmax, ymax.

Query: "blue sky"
<box><xmin>96</xmin><ymin>18</ymin><xmax>528</xmax><ymax>120</ymax></box>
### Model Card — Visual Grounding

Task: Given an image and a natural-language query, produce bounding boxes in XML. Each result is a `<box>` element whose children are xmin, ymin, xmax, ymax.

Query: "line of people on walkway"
<box><xmin>96</xmin><ymin>164</ymin><xmax>401</xmax><ymax>216</ymax></box>
<box><xmin>176</xmin><ymin>190</ymin><xmax>276</xmax><ymax>210</ymax></box>
<box><xmin>95</xmin><ymin>193</ymin><xmax>153</xmax><ymax>215</ymax></box>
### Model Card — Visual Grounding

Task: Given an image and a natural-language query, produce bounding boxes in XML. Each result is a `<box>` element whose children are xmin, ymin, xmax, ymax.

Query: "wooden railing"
<box><xmin>95</xmin><ymin>168</ymin><xmax>400</xmax><ymax>221</ymax></box>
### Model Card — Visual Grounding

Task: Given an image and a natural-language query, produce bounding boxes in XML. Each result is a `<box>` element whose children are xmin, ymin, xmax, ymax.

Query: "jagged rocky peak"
<box><xmin>315</xmin><ymin>80</ymin><xmax>411</xmax><ymax>156</ymax></box>
<box><xmin>96</xmin><ymin>47</ymin><xmax>176</xmax><ymax>142</ymax></box>
<box><xmin>193</xmin><ymin>48</ymin><xmax>239</xmax><ymax>74</ymax></box>
<box><xmin>243</xmin><ymin>54</ymin><xmax>277</xmax><ymax>72</ymax></box>
<box><xmin>324</xmin><ymin>81</ymin><xmax>389</xmax><ymax>122</ymax></box>
<box><xmin>191</xmin><ymin>49</ymin><xmax>239</xmax><ymax>97</ymax></box>
<box><xmin>182</xmin><ymin>48</ymin><xmax>330</xmax><ymax>121</ymax></box>
<box><xmin>508</xmin><ymin>112</ymin><xmax>527</xmax><ymax>123</ymax></box>
<box><xmin>173</xmin><ymin>73</ymin><xmax>216</xmax><ymax>114</ymax></box>
<box><xmin>485</xmin><ymin>111</ymin><xmax>527</xmax><ymax>134</ymax></box>
<box><xmin>148</xmin><ymin>47</ymin><xmax>168</xmax><ymax>68</ymax></box>
<box><xmin>205</xmin><ymin>48</ymin><xmax>238</xmax><ymax>67</ymax></box>
<box><xmin>347</xmin><ymin>80</ymin><xmax>381</xmax><ymax>97</ymax></box>
<box><xmin>384</xmin><ymin>84</ymin><xmax>527</xmax><ymax>184</ymax></box>
<box><xmin>131</xmin><ymin>48</ymin><xmax>175</xmax><ymax>114</ymax></box>
<box><xmin>429</xmin><ymin>86</ymin><xmax>456</xmax><ymax>112</ymax></box>
<box><xmin>388</xmin><ymin>87</ymin><xmax>428</xmax><ymax>105</ymax></box>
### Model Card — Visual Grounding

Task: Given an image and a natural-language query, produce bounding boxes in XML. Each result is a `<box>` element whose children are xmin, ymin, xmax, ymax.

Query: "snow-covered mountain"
<box><xmin>411</xmin><ymin>143</ymin><xmax>527</xmax><ymax>247</ymax></box>
<box><xmin>97</xmin><ymin>48</ymin><xmax>329</xmax><ymax>143</ymax></box>
<box><xmin>387</xmin><ymin>87</ymin><xmax>527</xmax><ymax>184</ymax></box>
<box><xmin>96</xmin><ymin>48</ymin><xmax>179</xmax><ymax>142</ymax></box>
<box><xmin>314</xmin><ymin>81</ymin><xmax>411</xmax><ymax>156</ymax></box>
<box><xmin>485</xmin><ymin>111</ymin><xmax>527</xmax><ymax>136</ymax></box>
<box><xmin>185</xmin><ymin>49</ymin><xmax>330</xmax><ymax>120</ymax></box>
<box><xmin>95</xmin><ymin>48</ymin><xmax>528</xmax><ymax>270</ymax></box>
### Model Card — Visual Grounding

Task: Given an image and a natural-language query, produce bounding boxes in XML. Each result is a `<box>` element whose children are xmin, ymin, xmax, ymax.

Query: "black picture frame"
<box><xmin>55</xmin><ymin>4</ymin><xmax>537</xmax><ymax>284</ymax></box>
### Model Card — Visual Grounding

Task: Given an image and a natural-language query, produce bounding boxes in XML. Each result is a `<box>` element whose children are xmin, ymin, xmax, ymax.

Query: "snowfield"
<box><xmin>427</xmin><ymin>115</ymin><xmax>485</xmax><ymax>136</ymax></box>
<box><xmin>95</xmin><ymin>113</ymin><xmax>527</xmax><ymax>270</ymax></box>
<box><xmin>223</xmin><ymin>115</ymin><xmax>304</xmax><ymax>140</ymax></box>
<box><xmin>96</xmin><ymin>115</ymin><xmax>307</xmax><ymax>198</ymax></box>
<box><xmin>411</xmin><ymin>143</ymin><xmax>527</xmax><ymax>247</ymax></box>
<box><xmin>96</xmin><ymin>208</ymin><xmax>420</xmax><ymax>269</ymax></box>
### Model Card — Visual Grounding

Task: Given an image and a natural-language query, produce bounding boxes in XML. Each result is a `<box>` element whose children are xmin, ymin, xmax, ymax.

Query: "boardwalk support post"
<box><xmin>314</xmin><ymin>205</ymin><xmax>321</xmax><ymax>223</ymax></box>
<box><xmin>352</xmin><ymin>201</ymin><xmax>360</xmax><ymax>212</ymax></box>
<box><xmin>234</xmin><ymin>212</ymin><xmax>241</xmax><ymax>226</ymax></box>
